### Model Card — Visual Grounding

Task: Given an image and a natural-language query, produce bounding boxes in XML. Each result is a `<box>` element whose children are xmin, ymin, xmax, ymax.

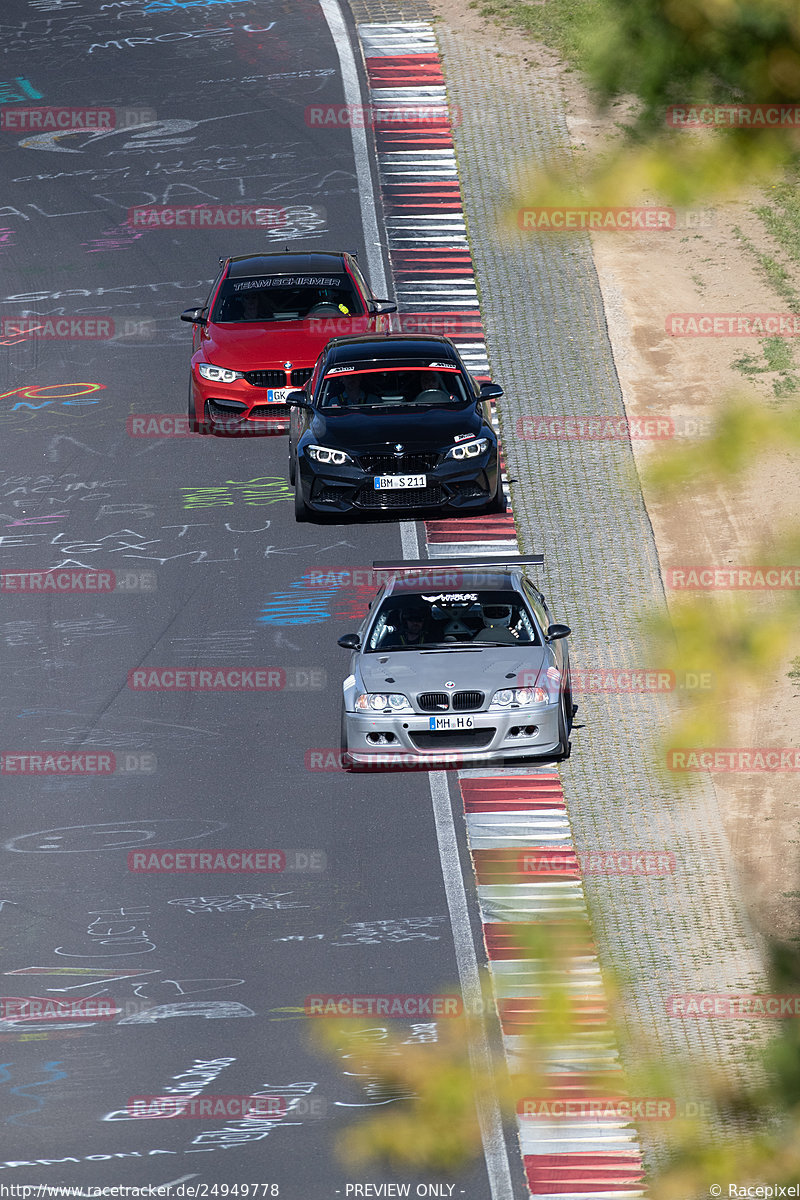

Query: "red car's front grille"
<box><xmin>249</xmin><ymin>404</ymin><xmax>290</xmax><ymax>420</ymax></box>
<box><xmin>243</xmin><ymin>370</ymin><xmax>288</xmax><ymax>388</ymax></box>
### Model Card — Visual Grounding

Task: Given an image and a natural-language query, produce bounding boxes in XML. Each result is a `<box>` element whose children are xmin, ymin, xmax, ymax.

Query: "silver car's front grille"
<box><xmin>417</xmin><ymin>692</ymin><xmax>450</xmax><ymax>712</ymax></box>
<box><xmin>410</xmin><ymin>729</ymin><xmax>495</xmax><ymax>751</ymax></box>
<box><xmin>452</xmin><ymin>690</ymin><xmax>484</xmax><ymax>711</ymax></box>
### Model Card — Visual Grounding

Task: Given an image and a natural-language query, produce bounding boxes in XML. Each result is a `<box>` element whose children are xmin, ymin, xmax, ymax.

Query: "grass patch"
<box><xmin>732</xmin><ymin>171</ymin><xmax>800</xmax><ymax>398</ymax></box>
<box><xmin>471</xmin><ymin>0</ymin><xmax>603</xmax><ymax>66</ymax></box>
<box><xmin>731</xmin><ymin>338</ymin><xmax>800</xmax><ymax>398</ymax></box>
<box><xmin>788</xmin><ymin>656</ymin><xmax>800</xmax><ymax>682</ymax></box>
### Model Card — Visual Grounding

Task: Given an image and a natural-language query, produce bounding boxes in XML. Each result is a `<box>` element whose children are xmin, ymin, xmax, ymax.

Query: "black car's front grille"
<box><xmin>410</xmin><ymin>729</ymin><xmax>495</xmax><ymax>751</ymax></box>
<box><xmin>314</xmin><ymin>485</ymin><xmax>349</xmax><ymax>505</ymax></box>
<box><xmin>243</xmin><ymin>370</ymin><xmax>288</xmax><ymax>388</ymax></box>
<box><xmin>358</xmin><ymin>452</ymin><xmax>440</xmax><ymax>473</ymax></box>
<box><xmin>290</xmin><ymin>368</ymin><xmax>313</xmax><ymax>387</ymax></box>
<box><xmin>249</xmin><ymin>404</ymin><xmax>290</xmax><ymax>421</ymax></box>
<box><xmin>417</xmin><ymin>692</ymin><xmax>451</xmax><ymax>712</ymax></box>
<box><xmin>453</xmin><ymin>481</ymin><xmax>489</xmax><ymax>498</ymax></box>
<box><xmin>355</xmin><ymin>484</ymin><xmax>444</xmax><ymax>509</ymax></box>
<box><xmin>452</xmin><ymin>690</ymin><xmax>485</xmax><ymax>711</ymax></box>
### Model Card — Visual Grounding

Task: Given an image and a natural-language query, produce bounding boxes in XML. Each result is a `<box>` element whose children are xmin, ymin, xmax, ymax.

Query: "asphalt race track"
<box><xmin>0</xmin><ymin>1</ymin><xmax>522</xmax><ymax>1194</ymax></box>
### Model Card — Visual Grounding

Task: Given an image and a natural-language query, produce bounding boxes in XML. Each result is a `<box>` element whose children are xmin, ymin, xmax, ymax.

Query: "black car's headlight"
<box><xmin>306</xmin><ymin>444</ymin><xmax>354</xmax><ymax>466</ymax></box>
<box><xmin>446</xmin><ymin>437</ymin><xmax>490</xmax><ymax>461</ymax></box>
<box><xmin>355</xmin><ymin>692</ymin><xmax>413</xmax><ymax>713</ymax></box>
<box><xmin>197</xmin><ymin>363</ymin><xmax>244</xmax><ymax>383</ymax></box>
<box><xmin>490</xmin><ymin>687</ymin><xmax>547</xmax><ymax>708</ymax></box>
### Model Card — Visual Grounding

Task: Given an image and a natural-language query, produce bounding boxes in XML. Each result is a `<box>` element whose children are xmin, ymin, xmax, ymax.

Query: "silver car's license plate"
<box><xmin>428</xmin><ymin>716</ymin><xmax>475</xmax><ymax>731</ymax></box>
<box><xmin>374</xmin><ymin>474</ymin><xmax>426</xmax><ymax>490</ymax></box>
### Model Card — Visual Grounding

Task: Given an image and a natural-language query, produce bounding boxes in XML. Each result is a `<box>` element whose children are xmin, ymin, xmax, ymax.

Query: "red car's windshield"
<box><xmin>212</xmin><ymin>273</ymin><xmax>365</xmax><ymax>322</ymax></box>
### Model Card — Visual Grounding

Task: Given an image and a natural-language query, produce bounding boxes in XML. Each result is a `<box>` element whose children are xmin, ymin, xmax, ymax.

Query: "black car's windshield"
<box><xmin>319</xmin><ymin>368</ymin><xmax>470</xmax><ymax>410</ymax></box>
<box><xmin>366</xmin><ymin>590</ymin><xmax>540</xmax><ymax>651</ymax></box>
<box><xmin>212</xmin><ymin>273</ymin><xmax>364</xmax><ymax>322</ymax></box>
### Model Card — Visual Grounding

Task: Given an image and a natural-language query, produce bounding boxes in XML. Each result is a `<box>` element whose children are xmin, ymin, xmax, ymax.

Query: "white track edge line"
<box><xmin>319</xmin><ymin>0</ymin><xmax>389</xmax><ymax>297</ymax></box>
<box><xmin>402</xmin><ymin>507</ymin><xmax>516</xmax><ymax>1198</ymax></box>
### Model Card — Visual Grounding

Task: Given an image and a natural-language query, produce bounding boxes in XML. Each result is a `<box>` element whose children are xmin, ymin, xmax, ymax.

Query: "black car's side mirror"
<box><xmin>370</xmin><ymin>299</ymin><xmax>398</xmax><ymax>314</ymax></box>
<box><xmin>478</xmin><ymin>382</ymin><xmax>504</xmax><ymax>400</ymax></box>
<box><xmin>181</xmin><ymin>307</ymin><xmax>207</xmax><ymax>325</ymax></box>
<box><xmin>545</xmin><ymin>623</ymin><xmax>571</xmax><ymax>642</ymax></box>
<box><xmin>338</xmin><ymin>633</ymin><xmax>361</xmax><ymax>650</ymax></box>
<box><xmin>286</xmin><ymin>390</ymin><xmax>312</xmax><ymax>410</ymax></box>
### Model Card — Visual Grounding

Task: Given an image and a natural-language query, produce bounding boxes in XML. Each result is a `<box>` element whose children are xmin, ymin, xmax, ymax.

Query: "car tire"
<box><xmin>294</xmin><ymin>474</ymin><xmax>310</xmax><ymax>523</ymax></box>
<box><xmin>288</xmin><ymin>446</ymin><xmax>296</xmax><ymax>486</ymax></box>
<box><xmin>188</xmin><ymin>386</ymin><xmax>209</xmax><ymax>435</ymax></box>
<box><xmin>486</xmin><ymin>477</ymin><xmax>507</xmax><ymax>513</ymax></box>
<box><xmin>556</xmin><ymin>694</ymin><xmax>572</xmax><ymax>761</ymax></box>
<box><xmin>562</xmin><ymin>673</ymin><xmax>574</xmax><ymax>731</ymax></box>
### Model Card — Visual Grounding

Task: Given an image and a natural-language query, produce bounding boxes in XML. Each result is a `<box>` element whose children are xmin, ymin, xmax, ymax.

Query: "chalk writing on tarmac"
<box><xmin>101</xmin><ymin>1056</ymin><xmax>237</xmax><ymax>1123</ymax></box>
<box><xmin>4</xmin><ymin>819</ymin><xmax>226</xmax><ymax>853</ymax></box>
<box><xmin>181</xmin><ymin>479</ymin><xmax>292</xmax><ymax>510</ymax></box>
<box><xmin>168</xmin><ymin>893</ymin><xmax>308</xmax><ymax>914</ymax></box>
<box><xmin>0</xmin><ymin>383</ymin><xmax>104</xmax><ymax>413</ymax></box>
<box><xmin>1</xmin><ymin>1060</ymin><xmax>68</xmax><ymax>1128</ymax></box>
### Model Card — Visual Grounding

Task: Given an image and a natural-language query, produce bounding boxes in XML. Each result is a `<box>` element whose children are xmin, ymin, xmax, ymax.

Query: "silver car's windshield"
<box><xmin>366</xmin><ymin>590</ymin><xmax>540</xmax><ymax>651</ymax></box>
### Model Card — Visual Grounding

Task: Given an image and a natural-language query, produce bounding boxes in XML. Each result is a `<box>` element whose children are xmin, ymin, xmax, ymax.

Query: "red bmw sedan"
<box><xmin>182</xmin><ymin>251</ymin><xmax>396</xmax><ymax>434</ymax></box>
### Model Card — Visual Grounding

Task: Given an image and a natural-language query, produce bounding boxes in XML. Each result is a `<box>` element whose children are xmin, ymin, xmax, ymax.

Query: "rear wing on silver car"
<box><xmin>372</xmin><ymin>555</ymin><xmax>544</xmax><ymax>570</ymax></box>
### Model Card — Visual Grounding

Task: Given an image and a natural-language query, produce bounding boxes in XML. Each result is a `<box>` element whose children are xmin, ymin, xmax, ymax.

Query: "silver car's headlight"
<box><xmin>197</xmin><ymin>363</ymin><xmax>244</xmax><ymax>383</ymax></box>
<box><xmin>490</xmin><ymin>686</ymin><xmax>547</xmax><ymax>708</ymax></box>
<box><xmin>355</xmin><ymin>692</ymin><xmax>413</xmax><ymax>713</ymax></box>
<box><xmin>446</xmin><ymin>437</ymin><xmax>489</xmax><ymax>461</ymax></box>
<box><xmin>306</xmin><ymin>444</ymin><xmax>353</xmax><ymax>466</ymax></box>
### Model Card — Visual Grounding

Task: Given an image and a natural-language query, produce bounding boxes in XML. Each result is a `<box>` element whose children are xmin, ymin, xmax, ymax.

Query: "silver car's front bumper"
<box><xmin>343</xmin><ymin>702</ymin><xmax>561</xmax><ymax>766</ymax></box>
